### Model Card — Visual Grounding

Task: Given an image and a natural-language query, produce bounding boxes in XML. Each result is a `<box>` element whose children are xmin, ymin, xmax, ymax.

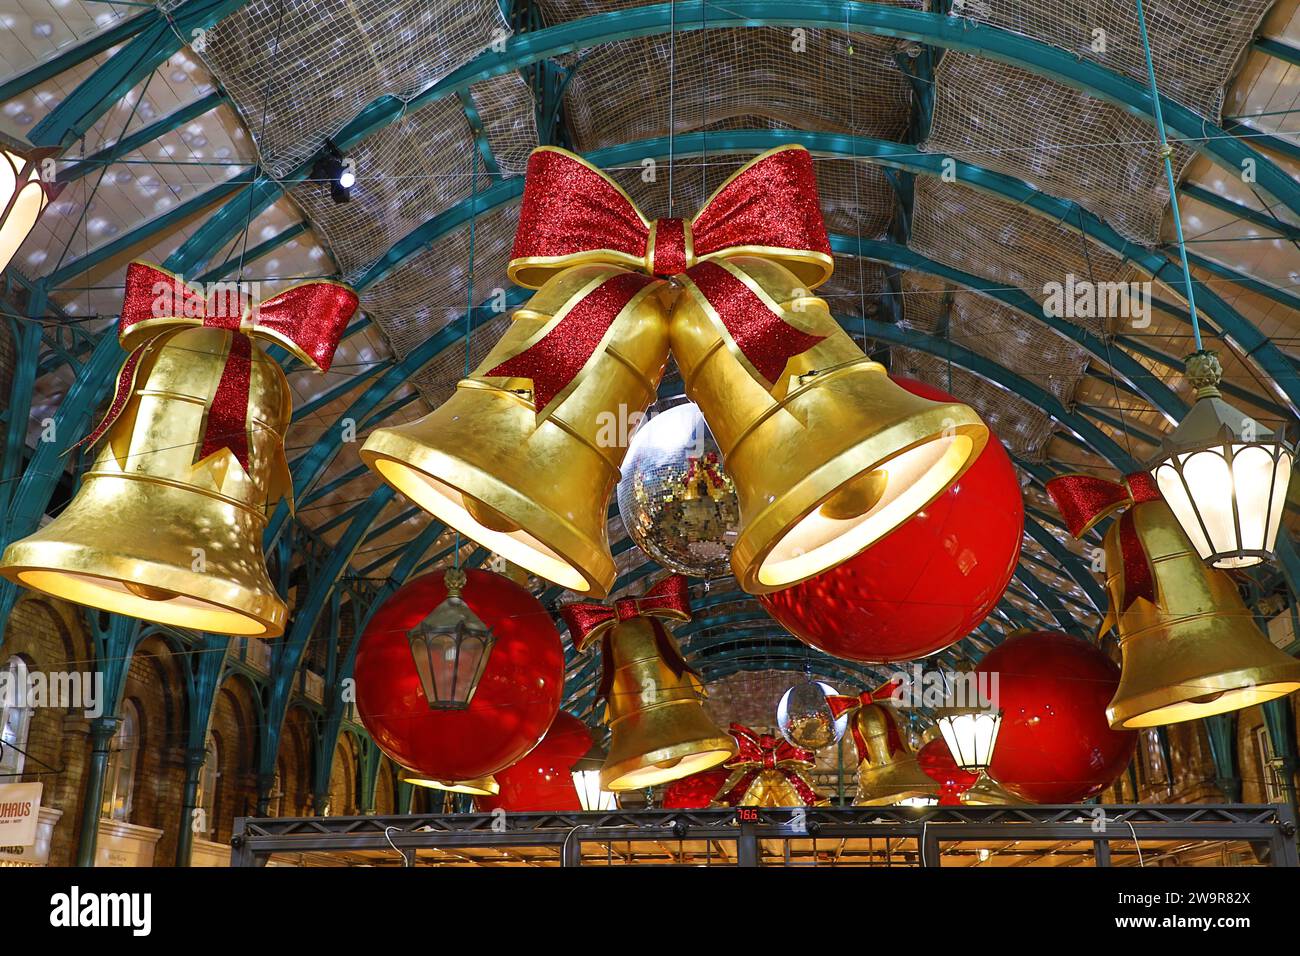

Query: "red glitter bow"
<box><xmin>1046</xmin><ymin>472</ymin><xmax>1163</xmax><ymax>614</ymax></box>
<box><xmin>716</xmin><ymin>723</ymin><xmax>821</xmax><ymax>807</ymax></box>
<box><xmin>683</xmin><ymin>452</ymin><xmax>726</xmax><ymax>490</ymax></box>
<box><xmin>559</xmin><ymin>574</ymin><xmax>698</xmax><ymax>706</ymax></box>
<box><xmin>77</xmin><ymin>262</ymin><xmax>357</xmax><ymax>471</ymax></box>
<box><xmin>493</xmin><ymin>145</ymin><xmax>833</xmax><ymax>406</ymax></box>
<box><xmin>825</xmin><ymin>682</ymin><xmax>903</xmax><ymax>763</ymax></box>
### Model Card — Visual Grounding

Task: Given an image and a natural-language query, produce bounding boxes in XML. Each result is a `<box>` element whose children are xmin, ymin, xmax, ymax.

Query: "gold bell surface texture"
<box><xmin>0</xmin><ymin>327</ymin><xmax>292</xmax><ymax>636</ymax></box>
<box><xmin>671</xmin><ymin>255</ymin><xmax>988</xmax><ymax>593</ymax></box>
<box><xmin>598</xmin><ymin>617</ymin><xmax>737</xmax><ymax>791</ymax></box>
<box><xmin>1103</xmin><ymin>497</ymin><xmax>1300</xmax><ymax>729</ymax></box>
<box><xmin>361</xmin><ymin>264</ymin><xmax>671</xmax><ymax>596</ymax></box>
<box><xmin>848</xmin><ymin>702</ymin><xmax>940</xmax><ymax>806</ymax></box>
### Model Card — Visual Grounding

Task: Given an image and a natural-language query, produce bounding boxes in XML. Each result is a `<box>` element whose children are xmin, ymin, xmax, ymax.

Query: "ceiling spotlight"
<box><xmin>312</xmin><ymin>139</ymin><xmax>354</xmax><ymax>204</ymax></box>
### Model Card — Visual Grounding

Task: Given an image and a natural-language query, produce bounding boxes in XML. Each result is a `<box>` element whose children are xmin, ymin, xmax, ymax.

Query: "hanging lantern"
<box><xmin>934</xmin><ymin>665</ymin><xmax>1002</xmax><ymax>774</ymax></box>
<box><xmin>406</xmin><ymin>567</ymin><xmax>496</xmax><ymax>710</ymax></box>
<box><xmin>400</xmin><ymin>771</ymin><xmax>499</xmax><ymax>797</ymax></box>
<box><xmin>615</xmin><ymin>401</ymin><xmax>740</xmax><ymax>576</ymax></box>
<box><xmin>776</xmin><ymin>677</ymin><xmax>847</xmax><ymax>750</ymax></box>
<box><xmin>0</xmin><ymin>146</ymin><xmax>56</xmax><ymax>273</ymax></box>
<box><xmin>0</xmin><ymin>262</ymin><xmax>356</xmax><ymax>636</ymax></box>
<box><xmin>935</xmin><ymin>707</ymin><xmax>1001</xmax><ymax>774</ymax></box>
<box><xmin>1048</xmin><ymin>472</ymin><xmax>1300</xmax><ymax>728</ymax></box>
<box><xmin>1151</xmin><ymin>350</ymin><xmax>1294</xmax><ymax>569</ymax></box>
<box><xmin>570</xmin><ymin>742</ymin><xmax>618</xmax><ymax>812</ymax></box>
<box><xmin>355</xmin><ymin>568</ymin><xmax>564</xmax><ymax>782</ymax></box>
<box><xmin>917</xmin><ymin>733</ymin><xmax>979</xmax><ymax>805</ymax></box>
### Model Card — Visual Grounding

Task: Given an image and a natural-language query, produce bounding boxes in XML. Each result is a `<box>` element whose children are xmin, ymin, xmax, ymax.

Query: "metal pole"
<box><xmin>736</xmin><ymin>822</ymin><xmax>759</xmax><ymax>867</ymax></box>
<box><xmin>174</xmin><ymin>745</ymin><xmax>206</xmax><ymax>866</ymax></box>
<box><xmin>75</xmin><ymin>717</ymin><xmax>117</xmax><ymax>867</ymax></box>
<box><xmin>1133</xmin><ymin>0</ymin><xmax>1202</xmax><ymax>348</ymax></box>
<box><xmin>1093</xmin><ymin>838</ymin><xmax>1112</xmax><ymax>867</ymax></box>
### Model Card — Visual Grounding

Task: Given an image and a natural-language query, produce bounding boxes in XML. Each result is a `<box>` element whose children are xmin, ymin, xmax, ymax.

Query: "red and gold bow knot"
<box><xmin>79</xmin><ymin>262</ymin><xmax>358</xmax><ymax>471</ymax></box>
<box><xmin>559</xmin><ymin>573</ymin><xmax>698</xmax><ymax>706</ymax></box>
<box><xmin>1046</xmin><ymin>472</ymin><xmax>1162</xmax><ymax>616</ymax></box>
<box><xmin>716</xmin><ymin>723</ymin><xmax>823</xmax><ymax>807</ymax></box>
<box><xmin>825</xmin><ymin>682</ymin><xmax>904</xmax><ymax>763</ymax></box>
<box><xmin>485</xmin><ymin>146</ymin><xmax>834</xmax><ymax>417</ymax></box>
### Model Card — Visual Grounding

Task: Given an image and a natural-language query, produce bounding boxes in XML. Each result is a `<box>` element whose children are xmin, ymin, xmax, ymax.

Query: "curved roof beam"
<box><xmin>162</xmin><ymin>3</ymin><xmax>1300</xmax><ymax>287</ymax></box>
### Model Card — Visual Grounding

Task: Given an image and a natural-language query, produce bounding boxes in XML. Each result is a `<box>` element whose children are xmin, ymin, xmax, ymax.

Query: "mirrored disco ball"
<box><xmin>777</xmin><ymin>678</ymin><xmax>848</xmax><ymax>751</ymax></box>
<box><xmin>616</xmin><ymin>402</ymin><xmax>740</xmax><ymax>576</ymax></box>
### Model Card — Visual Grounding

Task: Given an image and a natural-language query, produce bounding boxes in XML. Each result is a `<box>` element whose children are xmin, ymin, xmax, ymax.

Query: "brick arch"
<box><xmin>327</xmin><ymin>731</ymin><xmax>359</xmax><ymax>816</ymax></box>
<box><xmin>124</xmin><ymin>634</ymin><xmax>188</xmax><ymax>864</ymax></box>
<box><xmin>278</xmin><ymin>704</ymin><xmax>314</xmax><ymax>816</ymax></box>
<box><xmin>373</xmin><ymin>755</ymin><xmax>397</xmax><ymax>815</ymax></box>
<box><xmin>208</xmin><ymin>673</ymin><xmax>260</xmax><ymax>840</ymax></box>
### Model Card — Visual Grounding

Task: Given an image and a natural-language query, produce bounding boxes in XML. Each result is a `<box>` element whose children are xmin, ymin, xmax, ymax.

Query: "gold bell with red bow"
<box><xmin>828</xmin><ymin>688</ymin><xmax>939</xmax><ymax>806</ymax></box>
<box><xmin>362</xmin><ymin>262</ymin><xmax>670</xmax><ymax>596</ymax></box>
<box><xmin>559</xmin><ymin>575</ymin><xmax>736</xmax><ymax>790</ymax></box>
<box><xmin>0</xmin><ymin>262</ymin><xmax>357</xmax><ymax>636</ymax></box>
<box><xmin>713</xmin><ymin>724</ymin><xmax>829</xmax><ymax>807</ymax></box>
<box><xmin>1047</xmin><ymin>472</ymin><xmax>1300</xmax><ymax>728</ymax></box>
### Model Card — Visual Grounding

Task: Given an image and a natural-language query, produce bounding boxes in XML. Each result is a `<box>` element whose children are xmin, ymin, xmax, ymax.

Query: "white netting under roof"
<box><xmin>889</xmin><ymin>348</ymin><xmax>1056</xmax><ymax>462</ymax></box>
<box><xmin>560</xmin><ymin>28</ymin><xmax>913</xmax><ymax>151</ymax></box>
<box><xmin>899</xmin><ymin>271</ymin><xmax>1089</xmax><ymax>406</ymax></box>
<box><xmin>922</xmin><ymin>52</ymin><xmax>1190</xmax><ymax>245</ymax></box>
<box><xmin>600</xmin><ymin>151</ymin><xmax>895</xmax><ymax>243</ymax></box>
<box><xmin>290</xmin><ymin>72</ymin><xmax>536</xmax><ymax>276</ymax></box>
<box><xmin>359</xmin><ymin>202</ymin><xmax>518</xmax><ymax>403</ymax></box>
<box><xmin>908</xmin><ymin>176</ymin><xmax>1132</xmax><ymax>339</ymax></box>
<box><xmin>189</xmin><ymin>0</ymin><xmax>509</xmax><ymax>178</ymax></box>
<box><xmin>819</xmin><ymin>255</ymin><xmax>892</xmax><ymax>321</ymax></box>
<box><xmin>964</xmin><ymin>0</ymin><xmax>1273</xmax><ymax>122</ymax></box>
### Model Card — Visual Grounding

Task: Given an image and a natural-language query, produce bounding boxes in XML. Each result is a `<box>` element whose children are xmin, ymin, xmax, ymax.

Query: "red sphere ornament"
<box><xmin>662</xmin><ymin>768</ymin><xmax>732</xmax><ymax>809</ymax></box>
<box><xmin>759</xmin><ymin>378</ymin><xmax>1023</xmax><ymax>663</ymax></box>
<box><xmin>917</xmin><ymin>737</ymin><xmax>978</xmax><ymax>805</ymax></box>
<box><xmin>354</xmin><ymin>568</ymin><xmax>565</xmax><ymax>782</ymax></box>
<box><xmin>475</xmin><ymin>712</ymin><xmax>592</xmax><ymax>812</ymax></box>
<box><xmin>978</xmin><ymin>631</ymin><xmax>1136</xmax><ymax>804</ymax></box>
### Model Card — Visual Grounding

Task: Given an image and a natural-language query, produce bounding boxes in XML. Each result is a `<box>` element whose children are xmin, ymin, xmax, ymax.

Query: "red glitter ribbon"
<box><xmin>1045</xmin><ymin>472</ymin><xmax>1162</xmax><ymax>611</ymax></box>
<box><xmin>716</xmin><ymin>724</ymin><xmax>821</xmax><ymax>807</ymax></box>
<box><xmin>560</xmin><ymin>574</ymin><xmax>698</xmax><ymax>706</ymax></box>
<box><xmin>683</xmin><ymin>451</ymin><xmax>726</xmax><ymax>489</ymax></box>
<box><xmin>504</xmin><ymin>145</ymin><xmax>832</xmax><ymax>393</ymax></box>
<box><xmin>76</xmin><ymin>261</ymin><xmax>358</xmax><ymax>469</ymax></box>
<box><xmin>826</xmin><ymin>682</ymin><xmax>904</xmax><ymax>764</ymax></box>
<box><xmin>484</xmin><ymin>271</ymin><xmax>657</xmax><ymax>417</ymax></box>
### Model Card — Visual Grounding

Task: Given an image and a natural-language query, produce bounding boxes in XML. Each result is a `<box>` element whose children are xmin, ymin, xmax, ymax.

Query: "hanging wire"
<box><xmin>453</xmin><ymin>141</ymin><xmax>481</xmax><ymax>571</ymax></box>
<box><xmin>1133</xmin><ymin>0</ymin><xmax>1202</xmax><ymax>352</ymax></box>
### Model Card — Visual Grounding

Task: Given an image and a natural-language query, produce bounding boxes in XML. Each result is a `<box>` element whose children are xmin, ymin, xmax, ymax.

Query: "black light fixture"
<box><xmin>312</xmin><ymin>139</ymin><xmax>354</xmax><ymax>204</ymax></box>
<box><xmin>934</xmin><ymin>663</ymin><xmax>1002</xmax><ymax>774</ymax></box>
<box><xmin>406</xmin><ymin>568</ymin><xmax>495</xmax><ymax>710</ymax></box>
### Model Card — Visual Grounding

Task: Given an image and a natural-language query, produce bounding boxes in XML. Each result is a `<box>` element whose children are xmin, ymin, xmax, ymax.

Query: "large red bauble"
<box><xmin>978</xmin><ymin>631</ymin><xmax>1136</xmax><ymax>804</ymax></box>
<box><xmin>759</xmin><ymin>378</ymin><xmax>1023</xmax><ymax>663</ymax></box>
<box><xmin>475</xmin><ymin>712</ymin><xmax>592</xmax><ymax>812</ymax></box>
<box><xmin>354</xmin><ymin>568</ymin><xmax>565</xmax><ymax>782</ymax></box>
<box><xmin>662</xmin><ymin>768</ymin><xmax>732</xmax><ymax>809</ymax></box>
<box><xmin>917</xmin><ymin>737</ymin><xmax>978</xmax><ymax>805</ymax></box>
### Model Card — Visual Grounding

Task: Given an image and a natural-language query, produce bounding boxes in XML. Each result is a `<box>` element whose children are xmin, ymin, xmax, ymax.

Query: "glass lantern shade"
<box><xmin>407</xmin><ymin>569</ymin><xmax>496</xmax><ymax>710</ymax></box>
<box><xmin>571</xmin><ymin>743</ymin><xmax>617</xmax><ymax>811</ymax></box>
<box><xmin>1151</xmin><ymin>350</ymin><xmax>1295</xmax><ymax>569</ymax></box>
<box><xmin>0</xmin><ymin>148</ymin><xmax>52</xmax><ymax>273</ymax></box>
<box><xmin>936</xmin><ymin>709</ymin><xmax>1002</xmax><ymax>773</ymax></box>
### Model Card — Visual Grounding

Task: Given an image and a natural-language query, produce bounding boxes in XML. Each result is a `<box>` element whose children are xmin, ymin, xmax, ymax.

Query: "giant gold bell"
<box><xmin>599</xmin><ymin>616</ymin><xmax>737</xmax><ymax>791</ymax></box>
<box><xmin>0</xmin><ymin>327</ymin><xmax>291</xmax><ymax>636</ymax></box>
<box><xmin>1102</xmin><ymin>497</ymin><xmax>1300</xmax><ymax>728</ymax></box>
<box><xmin>848</xmin><ymin>701</ymin><xmax>941</xmax><ymax>806</ymax></box>
<box><xmin>361</xmin><ymin>264</ymin><xmax>670</xmax><ymax>596</ymax></box>
<box><xmin>670</xmin><ymin>256</ymin><xmax>988</xmax><ymax>593</ymax></box>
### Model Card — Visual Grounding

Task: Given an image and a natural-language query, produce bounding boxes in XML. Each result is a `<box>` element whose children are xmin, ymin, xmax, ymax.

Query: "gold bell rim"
<box><xmin>600</xmin><ymin>737</ymin><xmax>737</xmax><ymax>792</ymax></box>
<box><xmin>732</xmin><ymin>407</ymin><xmax>988</xmax><ymax>593</ymax></box>
<box><xmin>0</xmin><ymin>544</ymin><xmax>286</xmax><ymax>637</ymax></box>
<box><xmin>401</xmin><ymin>773</ymin><xmax>500</xmax><ymax>796</ymax></box>
<box><xmin>1107</xmin><ymin>665</ymin><xmax>1300</xmax><ymax>729</ymax></box>
<box><xmin>361</xmin><ymin>436</ymin><xmax>615</xmax><ymax>596</ymax></box>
